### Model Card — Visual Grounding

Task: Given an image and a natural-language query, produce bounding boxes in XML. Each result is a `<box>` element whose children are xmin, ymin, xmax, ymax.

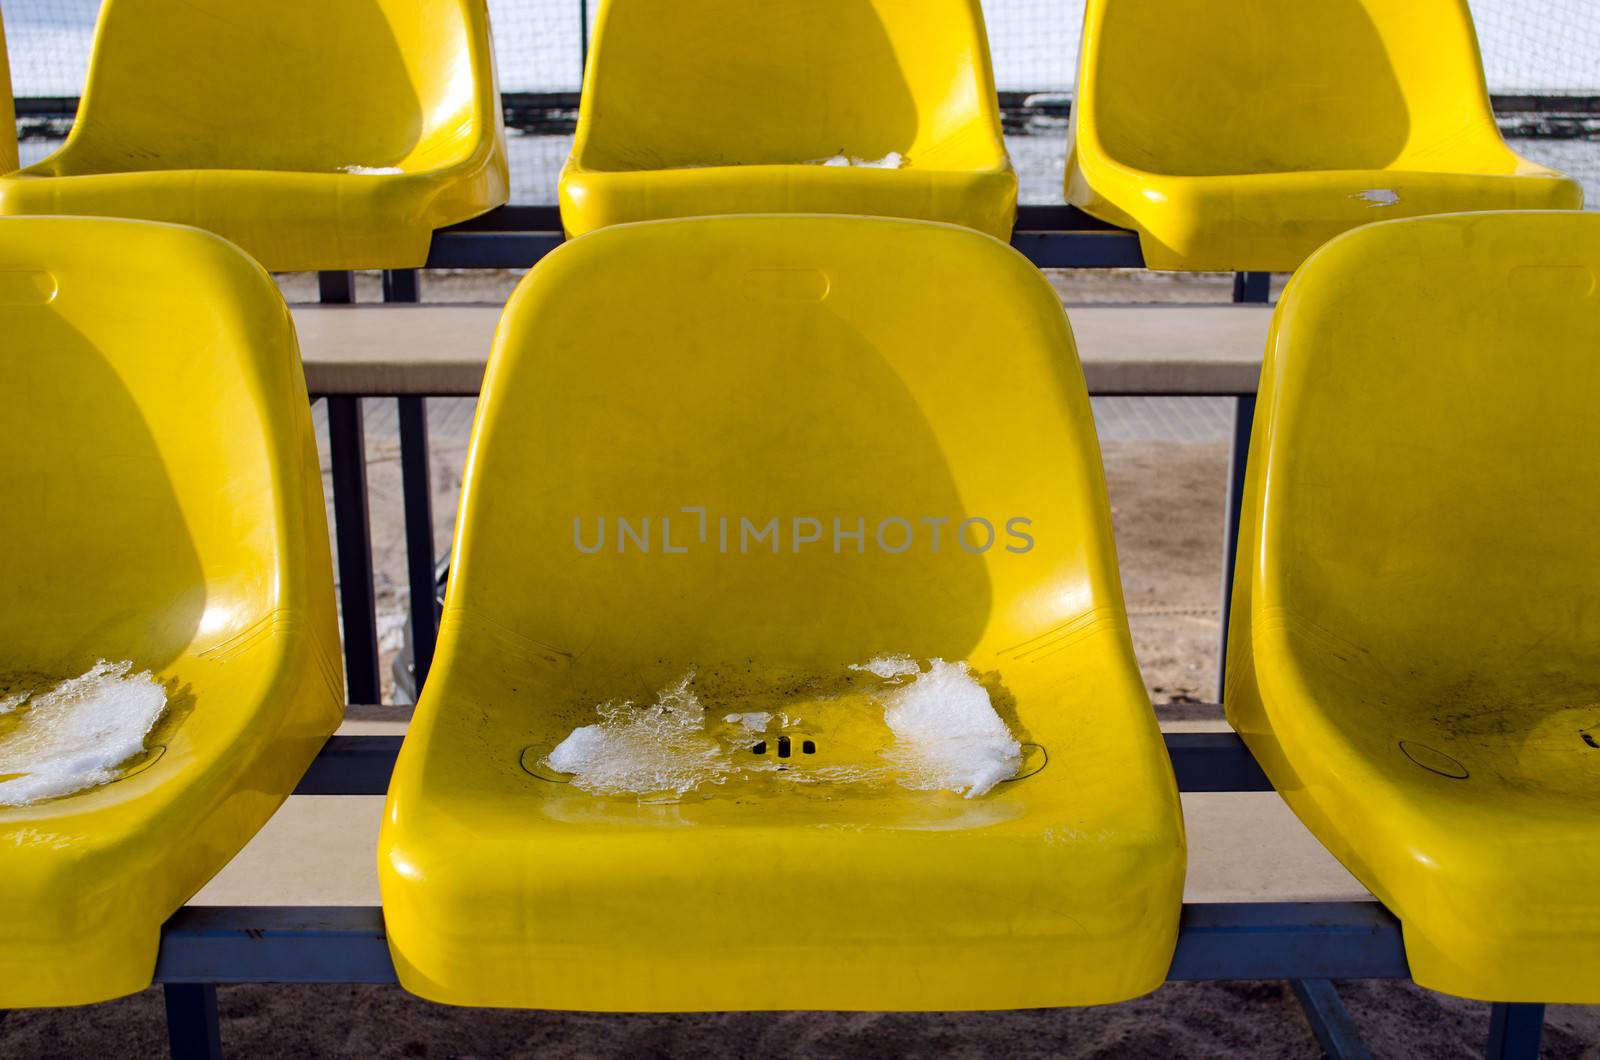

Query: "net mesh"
<box><xmin>5</xmin><ymin>0</ymin><xmax>1598</xmax><ymax>205</ymax></box>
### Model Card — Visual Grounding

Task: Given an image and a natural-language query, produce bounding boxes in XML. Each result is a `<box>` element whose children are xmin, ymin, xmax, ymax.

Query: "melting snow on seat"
<box><xmin>879</xmin><ymin>659</ymin><xmax>1022</xmax><ymax>798</ymax></box>
<box><xmin>546</xmin><ymin>670</ymin><xmax>734</xmax><ymax>797</ymax></box>
<box><xmin>813</xmin><ymin>152</ymin><xmax>904</xmax><ymax>169</ymax></box>
<box><xmin>0</xmin><ymin>660</ymin><xmax>168</xmax><ymax>807</ymax></box>
<box><xmin>545</xmin><ymin>656</ymin><xmax>1021</xmax><ymax>800</ymax></box>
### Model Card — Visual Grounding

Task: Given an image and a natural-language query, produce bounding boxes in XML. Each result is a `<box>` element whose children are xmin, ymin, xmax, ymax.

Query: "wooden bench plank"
<box><xmin>292</xmin><ymin>303</ymin><xmax>1273</xmax><ymax>397</ymax></box>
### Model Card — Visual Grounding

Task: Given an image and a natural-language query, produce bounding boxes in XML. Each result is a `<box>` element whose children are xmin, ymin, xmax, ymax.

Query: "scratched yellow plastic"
<box><xmin>380</xmin><ymin>216</ymin><xmax>1184</xmax><ymax>1010</ymax></box>
<box><xmin>0</xmin><ymin>0</ymin><xmax>508</xmax><ymax>271</ymax></box>
<box><xmin>1066</xmin><ymin>0</ymin><xmax>1584</xmax><ymax>271</ymax></box>
<box><xmin>558</xmin><ymin>1</ymin><xmax>1017</xmax><ymax>240</ymax></box>
<box><xmin>0</xmin><ymin>9</ymin><xmax>16</xmax><ymax>175</ymax></box>
<box><xmin>1225</xmin><ymin>211</ymin><xmax>1600</xmax><ymax>1003</ymax></box>
<box><xmin>0</xmin><ymin>217</ymin><xmax>343</xmax><ymax>1007</ymax></box>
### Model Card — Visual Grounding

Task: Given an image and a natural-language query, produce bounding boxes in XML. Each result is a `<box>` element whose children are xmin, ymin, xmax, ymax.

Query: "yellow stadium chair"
<box><xmin>558</xmin><ymin>1</ymin><xmax>1017</xmax><ymax>240</ymax></box>
<box><xmin>1066</xmin><ymin>0</ymin><xmax>1584</xmax><ymax>271</ymax></box>
<box><xmin>0</xmin><ymin>0</ymin><xmax>508</xmax><ymax>271</ymax></box>
<box><xmin>0</xmin><ymin>217</ymin><xmax>343</xmax><ymax>1006</ymax></box>
<box><xmin>1226</xmin><ymin>210</ymin><xmax>1600</xmax><ymax>1003</ymax></box>
<box><xmin>0</xmin><ymin>10</ymin><xmax>16</xmax><ymax>175</ymax></box>
<box><xmin>379</xmin><ymin>215</ymin><xmax>1184</xmax><ymax>1010</ymax></box>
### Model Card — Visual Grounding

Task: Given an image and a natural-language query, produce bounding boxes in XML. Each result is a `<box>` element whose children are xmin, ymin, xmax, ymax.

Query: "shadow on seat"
<box><xmin>379</xmin><ymin>214</ymin><xmax>1184</xmax><ymax>1011</ymax></box>
<box><xmin>559</xmin><ymin>0</ymin><xmax>1016</xmax><ymax>239</ymax></box>
<box><xmin>1226</xmin><ymin>210</ymin><xmax>1600</xmax><ymax>1002</ymax></box>
<box><xmin>0</xmin><ymin>216</ymin><xmax>342</xmax><ymax>1006</ymax></box>
<box><xmin>0</xmin><ymin>0</ymin><xmax>508</xmax><ymax>270</ymax></box>
<box><xmin>1066</xmin><ymin>0</ymin><xmax>1583</xmax><ymax>270</ymax></box>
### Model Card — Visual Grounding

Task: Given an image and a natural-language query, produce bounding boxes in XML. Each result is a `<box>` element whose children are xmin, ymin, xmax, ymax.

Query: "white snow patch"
<box><xmin>724</xmin><ymin>711</ymin><xmax>771</xmax><ymax>733</ymax></box>
<box><xmin>849</xmin><ymin>654</ymin><xmax>921</xmax><ymax>680</ymax></box>
<box><xmin>340</xmin><ymin>165</ymin><xmax>404</xmax><ymax>175</ymax></box>
<box><xmin>1353</xmin><ymin>188</ymin><xmax>1400</xmax><ymax>207</ymax></box>
<box><xmin>881</xmin><ymin>659</ymin><xmax>1021</xmax><ymax>799</ymax></box>
<box><xmin>812</xmin><ymin>152</ymin><xmax>905</xmax><ymax>169</ymax></box>
<box><xmin>0</xmin><ymin>692</ymin><xmax>27</xmax><ymax>716</ymax></box>
<box><xmin>0</xmin><ymin>661</ymin><xmax>168</xmax><ymax>807</ymax></box>
<box><xmin>546</xmin><ymin>669</ymin><xmax>733</xmax><ymax>796</ymax></box>
<box><xmin>546</xmin><ymin>657</ymin><xmax>1024</xmax><ymax>800</ymax></box>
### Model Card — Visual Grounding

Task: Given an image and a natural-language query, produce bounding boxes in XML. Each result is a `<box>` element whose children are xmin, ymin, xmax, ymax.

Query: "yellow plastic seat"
<box><xmin>1</xmin><ymin>10</ymin><xmax>16</xmax><ymax>175</ymax></box>
<box><xmin>1226</xmin><ymin>211</ymin><xmax>1600</xmax><ymax>1003</ymax></box>
<box><xmin>0</xmin><ymin>0</ymin><xmax>508</xmax><ymax>271</ymax></box>
<box><xmin>1065</xmin><ymin>0</ymin><xmax>1584</xmax><ymax>272</ymax></box>
<box><xmin>558</xmin><ymin>1</ymin><xmax>1016</xmax><ymax>240</ymax></box>
<box><xmin>379</xmin><ymin>215</ymin><xmax>1184</xmax><ymax>1010</ymax></box>
<box><xmin>0</xmin><ymin>217</ymin><xmax>343</xmax><ymax>1006</ymax></box>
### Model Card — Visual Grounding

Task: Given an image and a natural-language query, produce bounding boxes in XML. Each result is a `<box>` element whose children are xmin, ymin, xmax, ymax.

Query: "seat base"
<box><xmin>384</xmin><ymin>786</ymin><xmax>1182</xmax><ymax>1011</ymax></box>
<box><xmin>0</xmin><ymin>636</ymin><xmax>341</xmax><ymax>1007</ymax></box>
<box><xmin>383</xmin><ymin>657</ymin><xmax>1184</xmax><ymax>1011</ymax></box>
<box><xmin>0</xmin><ymin>165</ymin><xmax>507</xmax><ymax>272</ymax></box>
<box><xmin>1066</xmin><ymin>160</ymin><xmax>1583</xmax><ymax>271</ymax></box>
<box><xmin>1230</xmin><ymin>635</ymin><xmax>1600</xmax><ymax>1003</ymax></box>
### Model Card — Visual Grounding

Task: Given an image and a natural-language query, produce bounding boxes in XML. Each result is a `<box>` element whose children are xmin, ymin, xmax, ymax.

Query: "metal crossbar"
<box><xmin>422</xmin><ymin>204</ymin><xmax>1141</xmax><ymax>270</ymax></box>
<box><xmin>151</xmin><ymin>902</ymin><xmax>1411</xmax><ymax>988</ymax></box>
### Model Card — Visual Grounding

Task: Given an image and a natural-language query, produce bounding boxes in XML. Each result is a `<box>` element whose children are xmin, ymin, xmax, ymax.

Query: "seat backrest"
<box><xmin>575</xmin><ymin>0</ymin><xmax>1006</xmax><ymax>170</ymax></box>
<box><xmin>444</xmin><ymin>215</ymin><xmax>1127</xmax><ymax>684</ymax></box>
<box><xmin>0</xmin><ymin>9</ymin><xmax>15</xmax><ymax>175</ymax></box>
<box><xmin>0</xmin><ymin>216</ymin><xmax>330</xmax><ymax>673</ymax></box>
<box><xmin>1079</xmin><ymin>0</ymin><xmax>1506</xmax><ymax>176</ymax></box>
<box><xmin>53</xmin><ymin>0</ymin><xmax>492</xmax><ymax>172</ymax></box>
<box><xmin>1249</xmin><ymin>211</ymin><xmax>1600</xmax><ymax>685</ymax></box>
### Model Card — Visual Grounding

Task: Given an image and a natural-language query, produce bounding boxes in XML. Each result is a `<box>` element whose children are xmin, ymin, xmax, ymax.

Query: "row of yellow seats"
<box><xmin>0</xmin><ymin>0</ymin><xmax>1584</xmax><ymax>273</ymax></box>
<box><xmin>2</xmin><ymin>207</ymin><xmax>1597</xmax><ymax>1013</ymax></box>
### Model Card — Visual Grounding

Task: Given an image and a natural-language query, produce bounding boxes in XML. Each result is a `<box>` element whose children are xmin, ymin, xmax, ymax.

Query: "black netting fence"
<box><xmin>5</xmin><ymin>0</ymin><xmax>1598</xmax><ymax>205</ymax></box>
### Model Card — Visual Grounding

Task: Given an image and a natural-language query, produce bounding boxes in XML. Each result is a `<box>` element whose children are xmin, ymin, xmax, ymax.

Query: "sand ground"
<box><xmin>3</xmin><ymin>271</ymin><xmax>1597</xmax><ymax>1058</ymax></box>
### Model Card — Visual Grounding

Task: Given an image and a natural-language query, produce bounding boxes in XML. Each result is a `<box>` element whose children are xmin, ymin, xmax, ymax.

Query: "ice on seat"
<box><xmin>1066</xmin><ymin>0</ymin><xmax>1584</xmax><ymax>271</ymax></box>
<box><xmin>0</xmin><ymin>217</ymin><xmax>343</xmax><ymax>1006</ymax></box>
<box><xmin>378</xmin><ymin>215</ymin><xmax>1185</xmax><ymax>1011</ymax></box>
<box><xmin>0</xmin><ymin>0</ymin><xmax>508</xmax><ymax>270</ymax></box>
<box><xmin>558</xmin><ymin>0</ymin><xmax>1017</xmax><ymax>239</ymax></box>
<box><xmin>1226</xmin><ymin>211</ymin><xmax>1600</xmax><ymax>1002</ymax></box>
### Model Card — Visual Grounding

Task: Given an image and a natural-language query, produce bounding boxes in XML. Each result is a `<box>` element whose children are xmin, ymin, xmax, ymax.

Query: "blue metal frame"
<box><xmin>317</xmin><ymin>271</ymin><xmax>382</xmax><ymax>704</ymax></box>
<box><xmin>1215</xmin><ymin>272</ymin><xmax>1271</xmax><ymax>699</ymax></box>
<box><xmin>423</xmin><ymin>204</ymin><xmax>1144</xmax><ymax>270</ymax></box>
<box><xmin>151</xmin><ymin>901</ymin><xmax>1411</xmax><ymax>989</ymax></box>
<box><xmin>384</xmin><ymin>268</ymin><xmax>439</xmax><ymax>691</ymax></box>
<box><xmin>291</xmin><ymin>734</ymin><xmax>400</xmax><ymax>795</ymax></box>
<box><xmin>163</xmin><ymin>984</ymin><xmax>223</xmax><ymax>1060</ymax></box>
<box><xmin>1291</xmin><ymin>979</ymin><xmax>1374</xmax><ymax>1060</ymax></box>
<box><xmin>323</xmin><ymin>392</ymin><xmax>381</xmax><ymax>704</ymax></box>
<box><xmin>1487</xmin><ymin>1003</ymin><xmax>1546</xmax><ymax>1060</ymax></box>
